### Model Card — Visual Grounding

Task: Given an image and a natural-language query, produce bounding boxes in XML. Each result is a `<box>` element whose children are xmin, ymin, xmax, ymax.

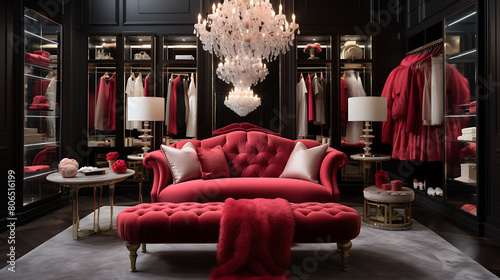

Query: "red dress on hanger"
<box><xmin>168</xmin><ymin>76</ymin><xmax>181</xmax><ymax>135</ymax></box>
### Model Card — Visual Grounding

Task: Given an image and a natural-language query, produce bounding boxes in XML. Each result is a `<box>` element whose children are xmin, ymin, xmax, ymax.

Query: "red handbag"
<box><xmin>375</xmin><ymin>170</ymin><xmax>391</xmax><ymax>189</ymax></box>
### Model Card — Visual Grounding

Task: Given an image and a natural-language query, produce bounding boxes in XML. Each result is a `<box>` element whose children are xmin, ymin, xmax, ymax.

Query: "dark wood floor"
<box><xmin>1</xmin><ymin>191</ymin><xmax>500</xmax><ymax>277</ymax></box>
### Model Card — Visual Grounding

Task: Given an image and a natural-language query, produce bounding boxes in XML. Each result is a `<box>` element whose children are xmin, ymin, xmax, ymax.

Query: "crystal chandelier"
<box><xmin>216</xmin><ymin>56</ymin><xmax>269</xmax><ymax>88</ymax></box>
<box><xmin>194</xmin><ymin>0</ymin><xmax>299</xmax><ymax>117</ymax></box>
<box><xmin>224</xmin><ymin>87</ymin><xmax>261</xmax><ymax>117</ymax></box>
<box><xmin>194</xmin><ymin>0</ymin><xmax>299</xmax><ymax>63</ymax></box>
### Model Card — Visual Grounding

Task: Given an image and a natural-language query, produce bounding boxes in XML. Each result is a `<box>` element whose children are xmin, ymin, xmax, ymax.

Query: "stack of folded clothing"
<box><xmin>25</xmin><ymin>50</ymin><xmax>51</xmax><ymax>67</ymax></box>
<box><xmin>469</xmin><ymin>101</ymin><xmax>476</xmax><ymax>113</ymax></box>
<box><xmin>28</xmin><ymin>95</ymin><xmax>49</xmax><ymax>110</ymax></box>
<box><xmin>457</xmin><ymin>127</ymin><xmax>476</xmax><ymax>141</ymax></box>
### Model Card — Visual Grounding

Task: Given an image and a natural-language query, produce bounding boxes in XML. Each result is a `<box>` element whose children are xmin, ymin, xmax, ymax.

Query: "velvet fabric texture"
<box><xmin>197</xmin><ymin>145</ymin><xmax>230</xmax><ymax>179</ymax></box>
<box><xmin>161</xmin><ymin>142</ymin><xmax>201</xmax><ymax>184</ymax></box>
<box><xmin>375</xmin><ymin>170</ymin><xmax>391</xmax><ymax>189</ymax></box>
<box><xmin>117</xmin><ymin>202</ymin><xmax>361</xmax><ymax>244</ymax></box>
<box><xmin>144</xmin><ymin>131</ymin><xmax>348</xmax><ymax>203</ymax></box>
<box><xmin>210</xmin><ymin>198</ymin><xmax>295</xmax><ymax>280</ymax></box>
<box><xmin>212</xmin><ymin>123</ymin><xmax>279</xmax><ymax>137</ymax></box>
<box><xmin>279</xmin><ymin>142</ymin><xmax>328</xmax><ymax>183</ymax></box>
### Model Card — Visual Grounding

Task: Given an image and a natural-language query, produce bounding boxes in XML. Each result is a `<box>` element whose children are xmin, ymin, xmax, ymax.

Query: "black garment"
<box><xmin>176</xmin><ymin>77</ymin><xmax>186</xmax><ymax>136</ymax></box>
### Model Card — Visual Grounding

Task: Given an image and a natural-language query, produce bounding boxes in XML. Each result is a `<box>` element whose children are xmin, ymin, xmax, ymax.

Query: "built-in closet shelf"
<box><xmin>414</xmin><ymin>189</ymin><xmax>445</xmax><ymax>202</ymax></box>
<box><xmin>27</xmin><ymin>109</ymin><xmax>54</xmax><ymax>113</ymax></box>
<box><xmin>25</xmin><ymin>115</ymin><xmax>59</xmax><ymax>119</ymax></box>
<box><xmin>447</xmin><ymin>48</ymin><xmax>476</xmax><ymax>61</ymax></box>
<box><xmin>124</xmin><ymin>59</ymin><xmax>152</xmax><ymax>64</ymax></box>
<box><xmin>445</xmin><ymin>114</ymin><xmax>476</xmax><ymax>118</ymax></box>
<box><xmin>25</xmin><ymin>63</ymin><xmax>53</xmax><ymax>71</ymax></box>
<box><xmin>24</xmin><ymin>73</ymin><xmax>58</xmax><ymax>81</ymax></box>
<box><xmin>340</xmin><ymin>59</ymin><xmax>373</xmax><ymax>64</ymax></box>
<box><xmin>449</xmin><ymin>178</ymin><xmax>477</xmax><ymax>187</ymax></box>
<box><xmin>163</xmin><ymin>60</ymin><xmax>197</xmax><ymax>65</ymax></box>
<box><xmin>297</xmin><ymin>59</ymin><xmax>333</xmax><ymax>65</ymax></box>
<box><xmin>24</xmin><ymin>30</ymin><xmax>58</xmax><ymax>44</ymax></box>
<box><xmin>24</xmin><ymin>142</ymin><xmax>59</xmax><ymax>149</ymax></box>
<box><xmin>88</xmin><ymin>59</ymin><xmax>116</xmax><ymax>64</ymax></box>
<box><xmin>24</xmin><ymin>170</ymin><xmax>58</xmax><ymax>181</ymax></box>
<box><xmin>446</xmin><ymin>139</ymin><xmax>476</xmax><ymax>144</ymax></box>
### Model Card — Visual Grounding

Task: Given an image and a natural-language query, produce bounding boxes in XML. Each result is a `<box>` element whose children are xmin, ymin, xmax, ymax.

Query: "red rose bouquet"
<box><xmin>112</xmin><ymin>160</ymin><xmax>127</xmax><ymax>174</ymax></box>
<box><xmin>106</xmin><ymin>152</ymin><xmax>119</xmax><ymax>161</ymax></box>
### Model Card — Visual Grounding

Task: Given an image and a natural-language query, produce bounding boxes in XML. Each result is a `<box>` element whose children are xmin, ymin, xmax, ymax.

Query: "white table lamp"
<box><xmin>127</xmin><ymin>97</ymin><xmax>165</xmax><ymax>155</ymax></box>
<box><xmin>348</xmin><ymin>96</ymin><xmax>387</xmax><ymax>157</ymax></box>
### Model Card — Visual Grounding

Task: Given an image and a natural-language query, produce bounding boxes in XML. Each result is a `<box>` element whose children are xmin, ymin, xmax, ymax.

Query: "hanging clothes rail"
<box><xmin>406</xmin><ymin>38</ymin><xmax>443</xmax><ymax>56</ymax></box>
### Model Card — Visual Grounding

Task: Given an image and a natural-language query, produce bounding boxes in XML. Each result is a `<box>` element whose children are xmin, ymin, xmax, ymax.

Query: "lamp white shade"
<box><xmin>348</xmin><ymin>97</ymin><xmax>387</xmax><ymax>122</ymax></box>
<box><xmin>127</xmin><ymin>97</ymin><xmax>165</xmax><ymax>121</ymax></box>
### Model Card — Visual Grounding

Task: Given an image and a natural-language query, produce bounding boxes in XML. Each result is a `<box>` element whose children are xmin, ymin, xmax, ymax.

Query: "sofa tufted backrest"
<box><xmin>212</xmin><ymin>122</ymin><xmax>280</xmax><ymax>137</ymax></box>
<box><xmin>170</xmin><ymin>131</ymin><xmax>322</xmax><ymax>178</ymax></box>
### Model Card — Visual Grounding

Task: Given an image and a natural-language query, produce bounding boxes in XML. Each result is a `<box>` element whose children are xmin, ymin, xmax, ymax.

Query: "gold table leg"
<box><xmin>71</xmin><ymin>187</ymin><xmax>80</xmax><ymax>240</ymax></box>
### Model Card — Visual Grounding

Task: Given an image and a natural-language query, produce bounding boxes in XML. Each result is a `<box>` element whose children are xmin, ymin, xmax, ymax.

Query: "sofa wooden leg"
<box><xmin>126</xmin><ymin>242</ymin><xmax>140</xmax><ymax>272</ymax></box>
<box><xmin>338</xmin><ymin>241</ymin><xmax>352</xmax><ymax>271</ymax></box>
<box><xmin>142</xmin><ymin>243</ymin><xmax>147</xmax><ymax>253</ymax></box>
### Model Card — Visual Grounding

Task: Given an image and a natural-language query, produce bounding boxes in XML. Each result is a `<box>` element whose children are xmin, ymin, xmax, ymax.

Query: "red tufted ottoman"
<box><xmin>117</xmin><ymin>202</ymin><xmax>361</xmax><ymax>272</ymax></box>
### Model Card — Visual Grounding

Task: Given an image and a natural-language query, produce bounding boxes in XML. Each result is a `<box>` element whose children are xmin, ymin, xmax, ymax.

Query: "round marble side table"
<box><xmin>47</xmin><ymin>169</ymin><xmax>135</xmax><ymax>240</ymax></box>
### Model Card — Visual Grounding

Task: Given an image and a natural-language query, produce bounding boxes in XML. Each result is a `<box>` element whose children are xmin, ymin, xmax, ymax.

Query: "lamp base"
<box><xmin>138</xmin><ymin>121</ymin><xmax>153</xmax><ymax>156</ymax></box>
<box><xmin>360</xmin><ymin>121</ymin><xmax>375</xmax><ymax>157</ymax></box>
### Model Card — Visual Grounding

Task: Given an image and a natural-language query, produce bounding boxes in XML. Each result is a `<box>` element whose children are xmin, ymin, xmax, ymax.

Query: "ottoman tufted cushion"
<box><xmin>363</xmin><ymin>186</ymin><xmax>415</xmax><ymax>203</ymax></box>
<box><xmin>117</xmin><ymin>202</ymin><xmax>361</xmax><ymax>244</ymax></box>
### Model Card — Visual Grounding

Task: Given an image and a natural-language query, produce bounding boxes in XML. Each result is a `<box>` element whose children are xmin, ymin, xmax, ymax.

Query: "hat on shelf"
<box><xmin>29</xmin><ymin>95</ymin><xmax>49</xmax><ymax>110</ymax></box>
<box><xmin>304</xmin><ymin>43</ymin><xmax>322</xmax><ymax>54</ymax></box>
<box><xmin>341</xmin><ymin>41</ymin><xmax>363</xmax><ymax>60</ymax></box>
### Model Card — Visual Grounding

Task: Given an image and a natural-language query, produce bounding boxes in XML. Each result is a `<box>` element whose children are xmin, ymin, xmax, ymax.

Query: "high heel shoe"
<box><xmin>434</xmin><ymin>187</ymin><xmax>443</xmax><ymax>196</ymax></box>
<box><xmin>413</xmin><ymin>179</ymin><xmax>419</xmax><ymax>189</ymax></box>
<box><xmin>427</xmin><ymin>187</ymin><xmax>435</xmax><ymax>196</ymax></box>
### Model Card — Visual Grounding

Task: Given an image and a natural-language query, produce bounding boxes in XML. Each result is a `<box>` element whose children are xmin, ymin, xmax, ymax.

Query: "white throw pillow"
<box><xmin>279</xmin><ymin>142</ymin><xmax>328</xmax><ymax>183</ymax></box>
<box><xmin>160</xmin><ymin>142</ymin><xmax>201</xmax><ymax>184</ymax></box>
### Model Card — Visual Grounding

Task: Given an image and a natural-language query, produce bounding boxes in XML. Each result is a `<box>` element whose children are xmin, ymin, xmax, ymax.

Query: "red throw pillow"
<box><xmin>375</xmin><ymin>170</ymin><xmax>391</xmax><ymax>189</ymax></box>
<box><xmin>197</xmin><ymin>145</ymin><xmax>230</xmax><ymax>180</ymax></box>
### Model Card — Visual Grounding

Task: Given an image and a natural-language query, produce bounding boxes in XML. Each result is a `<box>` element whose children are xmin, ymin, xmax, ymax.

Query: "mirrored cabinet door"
<box><xmin>23</xmin><ymin>8</ymin><xmax>62</xmax><ymax>206</ymax></box>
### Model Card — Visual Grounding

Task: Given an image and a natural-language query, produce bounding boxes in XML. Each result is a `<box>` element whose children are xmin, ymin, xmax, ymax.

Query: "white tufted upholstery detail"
<box><xmin>363</xmin><ymin>186</ymin><xmax>414</xmax><ymax>203</ymax></box>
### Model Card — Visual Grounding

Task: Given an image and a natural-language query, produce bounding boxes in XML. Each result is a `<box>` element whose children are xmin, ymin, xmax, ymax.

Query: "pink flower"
<box><xmin>106</xmin><ymin>152</ymin><xmax>119</xmax><ymax>161</ymax></box>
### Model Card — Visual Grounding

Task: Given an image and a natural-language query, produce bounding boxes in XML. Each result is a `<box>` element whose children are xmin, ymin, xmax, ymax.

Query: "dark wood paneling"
<box><xmin>294</xmin><ymin>0</ymin><xmax>371</xmax><ymax>25</ymax></box>
<box><xmin>88</xmin><ymin>0</ymin><xmax>118</xmax><ymax>25</ymax></box>
<box><xmin>423</xmin><ymin>0</ymin><xmax>459</xmax><ymax>20</ymax></box>
<box><xmin>485</xmin><ymin>0</ymin><xmax>500</xmax><ymax>242</ymax></box>
<box><xmin>124</xmin><ymin>0</ymin><xmax>201</xmax><ymax>25</ymax></box>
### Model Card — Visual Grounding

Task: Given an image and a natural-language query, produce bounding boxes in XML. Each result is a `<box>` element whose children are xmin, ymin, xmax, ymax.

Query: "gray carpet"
<box><xmin>0</xmin><ymin>206</ymin><xmax>498</xmax><ymax>280</ymax></box>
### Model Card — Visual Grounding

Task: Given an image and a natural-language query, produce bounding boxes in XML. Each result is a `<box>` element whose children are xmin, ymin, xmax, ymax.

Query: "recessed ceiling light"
<box><xmin>313</xmin><ymin>38</ymin><xmax>316</xmax><ymax>41</ymax></box>
<box><xmin>182</xmin><ymin>38</ymin><xmax>186</xmax><ymax>41</ymax></box>
<box><xmin>139</xmin><ymin>39</ymin><xmax>143</xmax><ymax>41</ymax></box>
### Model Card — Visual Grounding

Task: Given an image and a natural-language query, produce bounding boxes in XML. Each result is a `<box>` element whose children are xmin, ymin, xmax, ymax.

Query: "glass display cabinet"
<box><xmin>162</xmin><ymin>35</ymin><xmax>197</xmax><ymax>142</ymax></box>
<box><xmin>339</xmin><ymin>34</ymin><xmax>373</xmax><ymax>183</ymax></box>
<box><xmin>443</xmin><ymin>3</ymin><xmax>478</xmax><ymax>217</ymax></box>
<box><xmin>123</xmin><ymin>35</ymin><xmax>156</xmax><ymax>148</ymax></box>
<box><xmin>296</xmin><ymin>35</ymin><xmax>333</xmax><ymax>143</ymax></box>
<box><xmin>23</xmin><ymin>8</ymin><xmax>62</xmax><ymax>206</ymax></box>
<box><xmin>88</xmin><ymin>35</ymin><xmax>117</xmax><ymax>148</ymax></box>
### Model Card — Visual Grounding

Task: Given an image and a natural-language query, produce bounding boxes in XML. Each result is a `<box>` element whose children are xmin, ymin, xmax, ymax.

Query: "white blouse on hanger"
<box><xmin>125</xmin><ymin>75</ymin><xmax>135</xmax><ymax>130</ymax></box>
<box><xmin>344</xmin><ymin>70</ymin><xmax>366</xmax><ymax>144</ymax></box>
<box><xmin>296</xmin><ymin>76</ymin><xmax>308</xmax><ymax>138</ymax></box>
<box><xmin>186</xmin><ymin>75</ymin><xmax>197</xmax><ymax>138</ymax></box>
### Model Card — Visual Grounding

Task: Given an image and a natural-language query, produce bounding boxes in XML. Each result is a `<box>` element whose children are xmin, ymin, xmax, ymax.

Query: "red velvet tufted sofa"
<box><xmin>212</xmin><ymin>122</ymin><xmax>280</xmax><ymax>137</ymax></box>
<box><xmin>143</xmin><ymin>131</ymin><xmax>348</xmax><ymax>204</ymax></box>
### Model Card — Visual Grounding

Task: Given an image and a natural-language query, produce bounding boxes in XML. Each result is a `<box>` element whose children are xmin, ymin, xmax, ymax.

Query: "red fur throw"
<box><xmin>210</xmin><ymin>198</ymin><xmax>295</xmax><ymax>280</ymax></box>
<box><xmin>112</xmin><ymin>160</ymin><xmax>127</xmax><ymax>174</ymax></box>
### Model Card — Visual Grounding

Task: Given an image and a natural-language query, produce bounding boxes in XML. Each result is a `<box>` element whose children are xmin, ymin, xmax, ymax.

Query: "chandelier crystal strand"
<box><xmin>216</xmin><ymin>56</ymin><xmax>269</xmax><ymax>88</ymax></box>
<box><xmin>194</xmin><ymin>0</ymin><xmax>299</xmax><ymax>63</ymax></box>
<box><xmin>224</xmin><ymin>87</ymin><xmax>261</xmax><ymax>117</ymax></box>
